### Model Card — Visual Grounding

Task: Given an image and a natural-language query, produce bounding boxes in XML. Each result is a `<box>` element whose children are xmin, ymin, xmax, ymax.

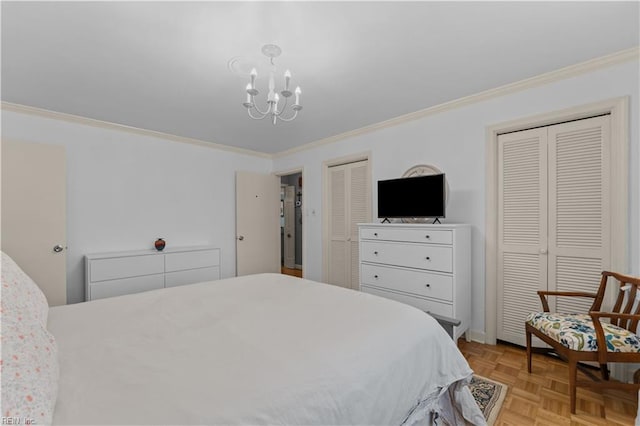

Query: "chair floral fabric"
<box><xmin>526</xmin><ymin>272</ymin><xmax>640</xmax><ymax>415</ymax></box>
<box><xmin>526</xmin><ymin>312</ymin><xmax>640</xmax><ymax>353</ymax></box>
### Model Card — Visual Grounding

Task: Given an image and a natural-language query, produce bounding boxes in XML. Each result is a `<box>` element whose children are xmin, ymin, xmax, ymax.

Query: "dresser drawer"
<box><xmin>165</xmin><ymin>266</ymin><xmax>220</xmax><ymax>288</ymax></box>
<box><xmin>165</xmin><ymin>249</ymin><xmax>220</xmax><ymax>272</ymax></box>
<box><xmin>360</xmin><ymin>227</ymin><xmax>452</xmax><ymax>245</ymax></box>
<box><xmin>361</xmin><ymin>285</ymin><xmax>453</xmax><ymax>318</ymax></box>
<box><xmin>361</xmin><ymin>264</ymin><xmax>452</xmax><ymax>301</ymax></box>
<box><xmin>90</xmin><ymin>254</ymin><xmax>164</xmax><ymax>282</ymax></box>
<box><xmin>89</xmin><ymin>274</ymin><xmax>164</xmax><ymax>300</ymax></box>
<box><xmin>360</xmin><ymin>241</ymin><xmax>452</xmax><ymax>273</ymax></box>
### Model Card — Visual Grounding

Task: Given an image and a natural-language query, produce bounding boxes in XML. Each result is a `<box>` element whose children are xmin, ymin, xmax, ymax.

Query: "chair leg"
<box><xmin>569</xmin><ymin>359</ymin><xmax>578</xmax><ymax>414</ymax></box>
<box><xmin>599</xmin><ymin>363</ymin><xmax>609</xmax><ymax>380</ymax></box>
<box><xmin>526</xmin><ymin>328</ymin><xmax>532</xmax><ymax>373</ymax></box>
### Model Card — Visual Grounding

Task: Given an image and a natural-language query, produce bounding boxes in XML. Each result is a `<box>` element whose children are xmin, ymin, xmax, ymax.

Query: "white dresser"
<box><xmin>85</xmin><ymin>246</ymin><xmax>220</xmax><ymax>301</ymax></box>
<box><xmin>358</xmin><ymin>223</ymin><xmax>471</xmax><ymax>340</ymax></box>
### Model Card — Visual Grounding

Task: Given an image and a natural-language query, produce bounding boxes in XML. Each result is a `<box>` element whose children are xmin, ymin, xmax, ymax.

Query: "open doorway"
<box><xmin>280</xmin><ymin>172</ymin><xmax>303</xmax><ymax>278</ymax></box>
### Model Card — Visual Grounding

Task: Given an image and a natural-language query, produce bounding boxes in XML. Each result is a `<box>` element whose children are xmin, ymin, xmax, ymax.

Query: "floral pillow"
<box><xmin>1</xmin><ymin>320</ymin><xmax>59</xmax><ymax>424</ymax></box>
<box><xmin>1</xmin><ymin>251</ymin><xmax>49</xmax><ymax>327</ymax></box>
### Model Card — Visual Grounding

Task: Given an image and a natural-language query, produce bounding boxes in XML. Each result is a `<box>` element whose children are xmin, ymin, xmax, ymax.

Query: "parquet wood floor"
<box><xmin>281</xmin><ymin>266</ymin><xmax>303</xmax><ymax>278</ymax></box>
<box><xmin>457</xmin><ymin>340</ymin><xmax>638</xmax><ymax>425</ymax></box>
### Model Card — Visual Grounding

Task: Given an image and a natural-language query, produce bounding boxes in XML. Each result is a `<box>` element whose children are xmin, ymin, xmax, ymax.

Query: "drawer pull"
<box><xmin>425</xmin><ymin>283</ymin><xmax>431</xmax><ymax>288</ymax></box>
<box><xmin>374</xmin><ymin>275</ymin><xmax>379</xmax><ymax>279</ymax></box>
<box><xmin>425</xmin><ymin>256</ymin><xmax>431</xmax><ymax>260</ymax></box>
<box><xmin>374</xmin><ymin>251</ymin><xmax>379</xmax><ymax>255</ymax></box>
<box><xmin>374</xmin><ymin>232</ymin><xmax>378</xmax><ymax>237</ymax></box>
<box><xmin>425</xmin><ymin>235</ymin><xmax>430</xmax><ymax>239</ymax></box>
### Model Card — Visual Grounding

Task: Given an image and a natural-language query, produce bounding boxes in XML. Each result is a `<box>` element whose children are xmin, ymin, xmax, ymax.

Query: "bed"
<box><xmin>1</xmin><ymin>252</ymin><xmax>485</xmax><ymax>425</ymax></box>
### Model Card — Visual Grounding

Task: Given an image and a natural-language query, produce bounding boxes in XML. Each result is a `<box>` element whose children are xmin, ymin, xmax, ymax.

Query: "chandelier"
<box><xmin>243</xmin><ymin>44</ymin><xmax>302</xmax><ymax>124</ymax></box>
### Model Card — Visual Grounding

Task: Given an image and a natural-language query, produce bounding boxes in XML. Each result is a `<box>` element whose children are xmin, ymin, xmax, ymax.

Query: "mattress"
<box><xmin>48</xmin><ymin>273</ymin><xmax>483</xmax><ymax>425</ymax></box>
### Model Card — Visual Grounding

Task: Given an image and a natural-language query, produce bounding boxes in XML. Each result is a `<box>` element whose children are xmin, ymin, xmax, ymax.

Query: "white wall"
<box><xmin>273</xmin><ymin>60</ymin><xmax>640</xmax><ymax>339</ymax></box>
<box><xmin>1</xmin><ymin>111</ymin><xmax>271</xmax><ymax>303</ymax></box>
<box><xmin>2</xmin><ymin>59</ymin><xmax>637</xmax><ymax>335</ymax></box>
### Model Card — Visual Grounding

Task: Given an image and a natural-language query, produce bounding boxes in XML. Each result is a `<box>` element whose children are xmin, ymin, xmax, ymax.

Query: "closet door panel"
<box><xmin>502</xmin><ymin>252</ymin><xmax>544</xmax><ymax>343</ymax></box>
<box><xmin>327</xmin><ymin>160</ymin><xmax>371</xmax><ymax>290</ymax></box>
<box><xmin>554</xmin><ymin>256</ymin><xmax>604</xmax><ymax>313</ymax></box>
<box><xmin>329</xmin><ymin>241</ymin><xmax>347</xmax><ymax>286</ymax></box>
<box><xmin>548</xmin><ymin>116</ymin><xmax>610</xmax><ymax>310</ymax></box>
<box><xmin>348</xmin><ymin>161</ymin><xmax>370</xmax><ymax>290</ymax></box>
<box><xmin>497</xmin><ymin>128</ymin><xmax>548</xmax><ymax>345</ymax></box>
<box><xmin>328</xmin><ymin>165</ymin><xmax>348</xmax><ymax>287</ymax></box>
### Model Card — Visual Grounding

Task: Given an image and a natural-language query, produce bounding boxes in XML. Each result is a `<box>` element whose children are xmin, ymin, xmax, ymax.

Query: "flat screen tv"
<box><xmin>377</xmin><ymin>174</ymin><xmax>446</xmax><ymax>219</ymax></box>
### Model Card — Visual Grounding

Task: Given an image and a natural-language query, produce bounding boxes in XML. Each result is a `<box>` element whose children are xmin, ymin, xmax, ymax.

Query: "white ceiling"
<box><xmin>2</xmin><ymin>1</ymin><xmax>638</xmax><ymax>154</ymax></box>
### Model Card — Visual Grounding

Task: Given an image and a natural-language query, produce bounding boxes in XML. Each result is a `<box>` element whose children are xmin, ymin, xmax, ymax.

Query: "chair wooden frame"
<box><xmin>526</xmin><ymin>271</ymin><xmax>640</xmax><ymax>414</ymax></box>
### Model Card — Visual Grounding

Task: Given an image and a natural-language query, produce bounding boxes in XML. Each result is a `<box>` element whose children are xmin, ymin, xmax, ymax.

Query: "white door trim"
<box><xmin>485</xmin><ymin>96</ymin><xmax>629</xmax><ymax>345</ymax></box>
<box><xmin>321</xmin><ymin>151</ymin><xmax>372</xmax><ymax>283</ymax></box>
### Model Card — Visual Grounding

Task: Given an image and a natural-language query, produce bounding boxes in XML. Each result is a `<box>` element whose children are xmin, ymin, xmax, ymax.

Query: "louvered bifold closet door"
<box><xmin>348</xmin><ymin>161</ymin><xmax>371</xmax><ymax>290</ymax></box>
<box><xmin>497</xmin><ymin>128</ymin><xmax>548</xmax><ymax>346</ymax></box>
<box><xmin>548</xmin><ymin>116</ymin><xmax>611</xmax><ymax>313</ymax></box>
<box><xmin>328</xmin><ymin>160</ymin><xmax>371</xmax><ymax>289</ymax></box>
<box><xmin>328</xmin><ymin>164</ymin><xmax>348</xmax><ymax>287</ymax></box>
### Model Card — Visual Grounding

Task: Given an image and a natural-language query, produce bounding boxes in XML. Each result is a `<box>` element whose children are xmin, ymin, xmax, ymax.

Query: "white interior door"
<box><xmin>348</xmin><ymin>161</ymin><xmax>370</xmax><ymax>290</ymax></box>
<box><xmin>497</xmin><ymin>115</ymin><xmax>612</xmax><ymax>346</ymax></box>
<box><xmin>497</xmin><ymin>128</ymin><xmax>548</xmax><ymax>346</ymax></box>
<box><xmin>1</xmin><ymin>140</ymin><xmax>67</xmax><ymax>306</ymax></box>
<box><xmin>328</xmin><ymin>165</ymin><xmax>348</xmax><ymax>287</ymax></box>
<box><xmin>327</xmin><ymin>160</ymin><xmax>370</xmax><ymax>289</ymax></box>
<box><xmin>236</xmin><ymin>171</ymin><xmax>280</xmax><ymax>276</ymax></box>
<box><xmin>548</xmin><ymin>116</ymin><xmax>611</xmax><ymax>312</ymax></box>
<box><xmin>283</xmin><ymin>185</ymin><xmax>295</xmax><ymax>269</ymax></box>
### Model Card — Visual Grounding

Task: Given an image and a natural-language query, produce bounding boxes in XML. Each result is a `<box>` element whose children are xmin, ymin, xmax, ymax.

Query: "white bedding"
<box><xmin>48</xmin><ymin>273</ymin><xmax>484</xmax><ymax>425</ymax></box>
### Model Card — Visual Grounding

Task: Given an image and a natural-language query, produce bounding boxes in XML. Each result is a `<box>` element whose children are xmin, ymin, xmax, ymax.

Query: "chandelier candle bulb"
<box><xmin>250</xmin><ymin>68</ymin><xmax>257</xmax><ymax>89</ymax></box>
<box><xmin>284</xmin><ymin>70</ymin><xmax>291</xmax><ymax>91</ymax></box>
<box><xmin>295</xmin><ymin>86</ymin><xmax>301</xmax><ymax>105</ymax></box>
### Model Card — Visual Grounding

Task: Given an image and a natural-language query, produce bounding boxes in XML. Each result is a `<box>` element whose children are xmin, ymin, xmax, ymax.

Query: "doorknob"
<box><xmin>53</xmin><ymin>245</ymin><xmax>65</xmax><ymax>253</ymax></box>
<box><xmin>238</xmin><ymin>236</ymin><xmax>244</xmax><ymax>241</ymax></box>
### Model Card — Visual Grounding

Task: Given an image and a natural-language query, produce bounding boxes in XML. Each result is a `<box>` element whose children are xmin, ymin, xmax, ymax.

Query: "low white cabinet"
<box><xmin>358</xmin><ymin>223</ymin><xmax>471</xmax><ymax>340</ymax></box>
<box><xmin>85</xmin><ymin>246</ymin><xmax>220</xmax><ymax>301</ymax></box>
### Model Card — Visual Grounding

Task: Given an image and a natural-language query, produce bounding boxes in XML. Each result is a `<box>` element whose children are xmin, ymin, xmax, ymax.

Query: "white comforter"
<box><xmin>48</xmin><ymin>273</ymin><xmax>483</xmax><ymax>425</ymax></box>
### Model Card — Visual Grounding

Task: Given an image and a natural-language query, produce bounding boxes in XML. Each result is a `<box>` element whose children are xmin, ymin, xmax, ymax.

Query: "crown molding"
<box><xmin>0</xmin><ymin>102</ymin><xmax>272</xmax><ymax>159</ymax></box>
<box><xmin>273</xmin><ymin>46</ymin><xmax>639</xmax><ymax>159</ymax></box>
<box><xmin>2</xmin><ymin>47</ymin><xmax>637</xmax><ymax>161</ymax></box>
